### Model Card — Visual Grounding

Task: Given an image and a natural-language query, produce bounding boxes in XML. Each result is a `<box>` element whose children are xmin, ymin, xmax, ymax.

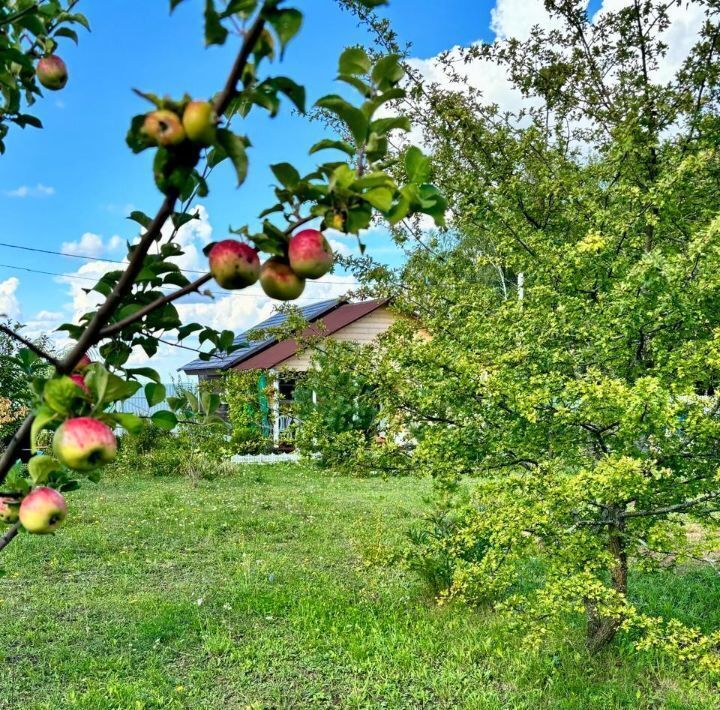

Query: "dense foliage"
<box><xmin>338</xmin><ymin>0</ymin><xmax>720</xmax><ymax>670</ymax></box>
<box><xmin>223</xmin><ymin>369</ymin><xmax>274</xmax><ymax>454</ymax></box>
<box><xmin>294</xmin><ymin>340</ymin><xmax>405</xmax><ymax>474</ymax></box>
<box><xmin>0</xmin><ymin>323</ymin><xmax>54</xmax><ymax>445</ymax></box>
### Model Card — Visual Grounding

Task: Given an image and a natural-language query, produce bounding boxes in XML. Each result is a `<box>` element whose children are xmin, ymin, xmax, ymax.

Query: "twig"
<box><xmin>621</xmin><ymin>492</ymin><xmax>720</xmax><ymax>519</ymax></box>
<box><xmin>284</xmin><ymin>215</ymin><xmax>316</xmax><ymax>236</ymax></box>
<box><xmin>213</xmin><ymin>13</ymin><xmax>265</xmax><ymax>116</ymax></box>
<box><xmin>0</xmin><ymin>523</ymin><xmax>20</xmax><ymax>552</ymax></box>
<box><xmin>98</xmin><ymin>273</ymin><xmax>212</xmax><ymax>338</ymax></box>
<box><xmin>0</xmin><ymin>324</ymin><xmax>62</xmax><ymax>369</ymax></box>
<box><xmin>0</xmin><ymin>3</ymin><xmax>39</xmax><ymax>29</ymax></box>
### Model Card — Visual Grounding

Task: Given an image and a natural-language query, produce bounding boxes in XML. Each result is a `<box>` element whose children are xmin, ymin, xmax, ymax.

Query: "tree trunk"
<box><xmin>586</xmin><ymin>519</ymin><xmax>627</xmax><ymax>653</ymax></box>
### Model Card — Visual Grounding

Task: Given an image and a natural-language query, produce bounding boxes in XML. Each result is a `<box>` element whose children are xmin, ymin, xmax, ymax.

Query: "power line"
<box><xmin>0</xmin><ymin>262</ymin><xmax>357</xmax><ymax>302</ymax></box>
<box><xmin>0</xmin><ymin>240</ymin><xmax>360</xmax><ymax>285</ymax></box>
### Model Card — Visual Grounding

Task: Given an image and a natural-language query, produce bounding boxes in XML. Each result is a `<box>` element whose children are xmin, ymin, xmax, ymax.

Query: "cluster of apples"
<box><xmin>36</xmin><ymin>55</ymin><xmax>68</xmax><ymax>91</ymax></box>
<box><xmin>0</xmin><ymin>355</ymin><xmax>118</xmax><ymax>535</ymax></box>
<box><xmin>141</xmin><ymin>100</ymin><xmax>217</xmax><ymax>148</ymax></box>
<box><xmin>208</xmin><ymin>228</ymin><xmax>334</xmax><ymax>301</ymax></box>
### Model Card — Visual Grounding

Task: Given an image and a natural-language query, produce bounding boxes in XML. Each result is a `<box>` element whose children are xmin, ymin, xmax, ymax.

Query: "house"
<box><xmin>179</xmin><ymin>298</ymin><xmax>397</xmax><ymax>444</ymax></box>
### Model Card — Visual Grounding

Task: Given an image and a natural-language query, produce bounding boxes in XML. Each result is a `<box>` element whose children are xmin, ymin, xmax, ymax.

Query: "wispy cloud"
<box><xmin>3</xmin><ymin>183</ymin><xmax>55</xmax><ymax>198</ymax></box>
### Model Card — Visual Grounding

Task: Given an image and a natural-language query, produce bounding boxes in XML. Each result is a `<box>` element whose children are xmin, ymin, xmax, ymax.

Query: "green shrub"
<box><xmin>112</xmin><ymin>421</ymin><xmax>231</xmax><ymax>481</ymax></box>
<box><xmin>223</xmin><ymin>370</ymin><xmax>274</xmax><ymax>454</ymax></box>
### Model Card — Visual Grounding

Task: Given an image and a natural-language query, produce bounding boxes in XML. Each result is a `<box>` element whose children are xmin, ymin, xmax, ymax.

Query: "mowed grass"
<box><xmin>0</xmin><ymin>464</ymin><xmax>718</xmax><ymax>709</ymax></box>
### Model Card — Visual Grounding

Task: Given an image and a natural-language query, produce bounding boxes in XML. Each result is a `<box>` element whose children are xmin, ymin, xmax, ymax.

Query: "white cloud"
<box><xmin>107</xmin><ymin>235</ymin><xmax>125</xmax><ymax>252</ymax></box>
<box><xmin>490</xmin><ymin>0</ymin><xmax>569</xmax><ymax>41</ymax></box>
<box><xmin>3</xmin><ymin>183</ymin><xmax>55</xmax><ymax>198</ymax></box>
<box><xmin>329</xmin><ymin>238</ymin><xmax>352</xmax><ymax>257</ymax></box>
<box><xmin>408</xmin><ymin>0</ymin><xmax>707</xmax><ymax>126</ymax></box>
<box><xmin>0</xmin><ymin>277</ymin><xmax>20</xmax><ymax>320</ymax></box>
<box><xmin>21</xmin><ymin>310</ymin><xmax>71</xmax><ymax>351</ymax></box>
<box><xmin>61</xmin><ymin>232</ymin><xmax>105</xmax><ymax>258</ymax></box>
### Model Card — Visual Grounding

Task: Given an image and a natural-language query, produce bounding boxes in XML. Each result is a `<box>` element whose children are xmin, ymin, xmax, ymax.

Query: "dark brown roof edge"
<box><xmin>234</xmin><ymin>298</ymin><xmax>390</xmax><ymax>371</ymax></box>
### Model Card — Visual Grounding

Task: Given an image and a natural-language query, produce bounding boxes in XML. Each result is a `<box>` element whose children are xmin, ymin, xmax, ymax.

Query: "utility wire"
<box><xmin>0</xmin><ymin>240</ymin><xmax>360</xmax><ymax>285</ymax></box>
<box><xmin>0</xmin><ymin>262</ymin><xmax>356</xmax><ymax>301</ymax></box>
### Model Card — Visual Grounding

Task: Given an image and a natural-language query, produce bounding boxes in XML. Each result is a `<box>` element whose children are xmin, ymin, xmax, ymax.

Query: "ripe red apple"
<box><xmin>288</xmin><ymin>229</ymin><xmax>334</xmax><ymax>279</ymax></box>
<box><xmin>0</xmin><ymin>496</ymin><xmax>19</xmax><ymax>524</ymax></box>
<box><xmin>142</xmin><ymin>110</ymin><xmax>186</xmax><ymax>147</ymax></box>
<box><xmin>19</xmin><ymin>487</ymin><xmax>67</xmax><ymax>534</ymax></box>
<box><xmin>36</xmin><ymin>55</ymin><xmax>68</xmax><ymax>91</ymax></box>
<box><xmin>209</xmin><ymin>240</ymin><xmax>260</xmax><ymax>289</ymax></box>
<box><xmin>260</xmin><ymin>258</ymin><xmax>306</xmax><ymax>301</ymax></box>
<box><xmin>70</xmin><ymin>373</ymin><xmax>89</xmax><ymax>394</ymax></box>
<box><xmin>183</xmin><ymin>101</ymin><xmax>217</xmax><ymax>146</ymax></box>
<box><xmin>74</xmin><ymin>354</ymin><xmax>92</xmax><ymax>372</ymax></box>
<box><xmin>53</xmin><ymin>417</ymin><xmax>117</xmax><ymax>471</ymax></box>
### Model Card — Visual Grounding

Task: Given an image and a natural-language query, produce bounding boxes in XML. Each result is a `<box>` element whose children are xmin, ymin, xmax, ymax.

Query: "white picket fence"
<box><xmin>230</xmin><ymin>452</ymin><xmax>300</xmax><ymax>464</ymax></box>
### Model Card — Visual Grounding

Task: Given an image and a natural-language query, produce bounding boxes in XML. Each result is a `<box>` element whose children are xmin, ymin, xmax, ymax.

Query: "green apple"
<box><xmin>19</xmin><ymin>487</ymin><xmax>67</xmax><ymax>534</ymax></box>
<box><xmin>142</xmin><ymin>110</ymin><xmax>186</xmax><ymax>147</ymax></box>
<box><xmin>53</xmin><ymin>417</ymin><xmax>117</xmax><ymax>471</ymax></box>
<box><xmin>208</xmin><ymin>239</ymin><xmax>260</xmax><ymax>289</ymax></box>
<box><xmin>183</xmin><ymin>101</ymin><xmax>217</xmax><ymax>147</ymax></box>
<box><xmin>288</xmin><ymin>229</ymin><xmax>334</xmax><ymax>279</ymax></box>
<box><xmin>36</xmin><ymin>55</ymin><xmax>68</xmax><ymax>90</ymax></box>
<box><xmin>260</xmin><ymin>258</ymin><xmax>306</xmax><ymax>301</ymax></box>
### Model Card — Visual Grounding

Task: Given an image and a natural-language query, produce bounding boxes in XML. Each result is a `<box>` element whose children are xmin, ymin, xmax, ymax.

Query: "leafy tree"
<box><xmin>0</xmin><ymin>0</ymin><xmax>444</xmax><ymax>555</ymax></box>
<box><xmin>0</xmin><ymin>322</ymin><xmax>55</xmax><ymax>445</ymax></box>
<box><xmin>294</xmin><ymin>340</ymin><xmax>384</xmax><ymax>471</ymax></box>
<box><xmin>344</xmin><ymin>0</ymin><xmax>720</xmax><ymax>669</ymax></box>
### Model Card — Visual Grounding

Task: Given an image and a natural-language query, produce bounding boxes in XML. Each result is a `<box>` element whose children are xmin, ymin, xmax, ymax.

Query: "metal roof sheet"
<box><xmin>180</xmin><ymin>298</ymin><xmax>340</xmax><ymax>373</ymax></box>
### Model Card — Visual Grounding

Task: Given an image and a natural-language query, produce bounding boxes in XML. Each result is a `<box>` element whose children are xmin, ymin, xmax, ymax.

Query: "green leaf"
<box><xmin>151</xmin><ymin>410</ymin><xmax>178</xmax><ymax>431</ymax></box>
<box><xmin>53</xmin><ymin>27</ymin><xmax>79</xmax><ymax>44</ymax></box>
<box><xmin>4</xmin><ymin>463</ymin><xmax>30</xmax><ymax>496</ymax></box>
<box><xmin>405</xmin><ymin>146</ymin><xmax>431</xmax><ymax>183</ymax></box>
<box><xmin>271</xmin><ymin>162</ymin><xmax>300</xmax><ymax>189</ymax></box>
<box><xmin>309</xmin><ymin>139</ymin><xmax>355</xmax><ymax>158</ymax></box>
<box><xmin>107</xmin><ymin>374</ymin><xmax>141</xmax><ymax>402</ymax></box>
<box><xmin>215</xmin><ymin>129</ymin><xmax>249</xmax><ymax>186</ymax></box>
<box><xmin>363</xmin><ymin>186</ymin><xmax>394</xmax><ymax>212</ymax></box>
<box><xmin>44</xmin><ymin>377</ymin><xmax>81</xmax><ymax>416</ymax></box>
<box><xmin>264</xmin><ymin>7</ymin><xmax>302</xmax><ymax>58</ymax></box>
<box><xmin>126</xmin><ymin>114</ymin><xmax>154</xmax><ymax>154</ymax></box>
<box><xmin>145</xmin><ymin>382</ymin><xmax>167</xmax><ymax>408</ymax></box>
<box><xmin>31</xmin><ymin>406</ymin><xmax>58</xmax><ymax>452</ymax></box>
<box><xmin>128</xmin><ymin>211</ymin><xmax>152</xmax><ymax>228</ymax></box>
<box><xmin>113</xmin><ymin>412</ymin><xmax>144</xmax><ymax>435</ymax></box>
<box><xmin>204</xmin><ymin>0</ymin><xmax>229</xmax><ymax>45</ymax></box>
<box><xmin>223</xmin><ymin>0</ymin><xmax>258</xmax><ymax>17</ymax></box>
<box><xmin>125</xmin><ymin>367</ymin><xmax>162</xmax><ymax>383</ymax></box>
<box><xmin>28</xmin><ymin>456</ymin><xmax>63</xmax><ymax>486</ymax></box>
<box><xmin>315</xmin><ymin>95</ymin><xmax>368</xmax><ymax>145</ymax></box>
<box><xmin>371</xmin><ymin>54</ymin><xmax>404</xmax><ymax>89</ymax></box>
<box><xmin>417</xmin><ymin>183</ymin><xmax>447</xmax><ymax>226</ymax></box>
<box><xmin>339</xmin><ymin>47</ymin><xmax>371</xmax><ymax>76</ymax></box>
<box><xmin>270</xmin><ymin>76</ymin><xmax>306</xmax><ymax>114</ymax></box>
<box><xmin>370</xmin><ymin>116</ymin><xmax>411</xmax><ymax>135</ymax></box>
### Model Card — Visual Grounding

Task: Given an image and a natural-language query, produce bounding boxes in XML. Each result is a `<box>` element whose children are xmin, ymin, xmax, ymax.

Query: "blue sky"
<box><xmin>0</xmin><ymin>0</ymin><xmax>690</xmax><ymax>377</ymax></box>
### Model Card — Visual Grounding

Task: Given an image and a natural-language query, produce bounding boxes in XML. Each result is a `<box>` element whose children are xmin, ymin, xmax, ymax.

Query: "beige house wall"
<box><xmin>276</xmin><ymin>305</ymin><xmax>399</xmax><ymax>371</ymax></box>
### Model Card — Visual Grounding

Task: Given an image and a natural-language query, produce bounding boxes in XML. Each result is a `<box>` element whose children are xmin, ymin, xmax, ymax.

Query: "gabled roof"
<box><xmin>180</xmin><ymin>298</ymin><xmax>389</xmax><ymax>374</ymax></box>
<box><xmin>180</xmin><ymin>299</ymin><xmax>341</xmax><ymax>374</ymax></box>
<box><xmin>234</xmin><ymin>299</ymin><xmax>389</xmax><ymax>371</ymax></box>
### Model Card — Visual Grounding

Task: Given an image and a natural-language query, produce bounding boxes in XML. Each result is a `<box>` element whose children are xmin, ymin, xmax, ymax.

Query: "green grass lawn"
<box><xmin>0</xmin><ymin>464</ymin><xmax>718</xmax><ymax>709</ymax></box>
